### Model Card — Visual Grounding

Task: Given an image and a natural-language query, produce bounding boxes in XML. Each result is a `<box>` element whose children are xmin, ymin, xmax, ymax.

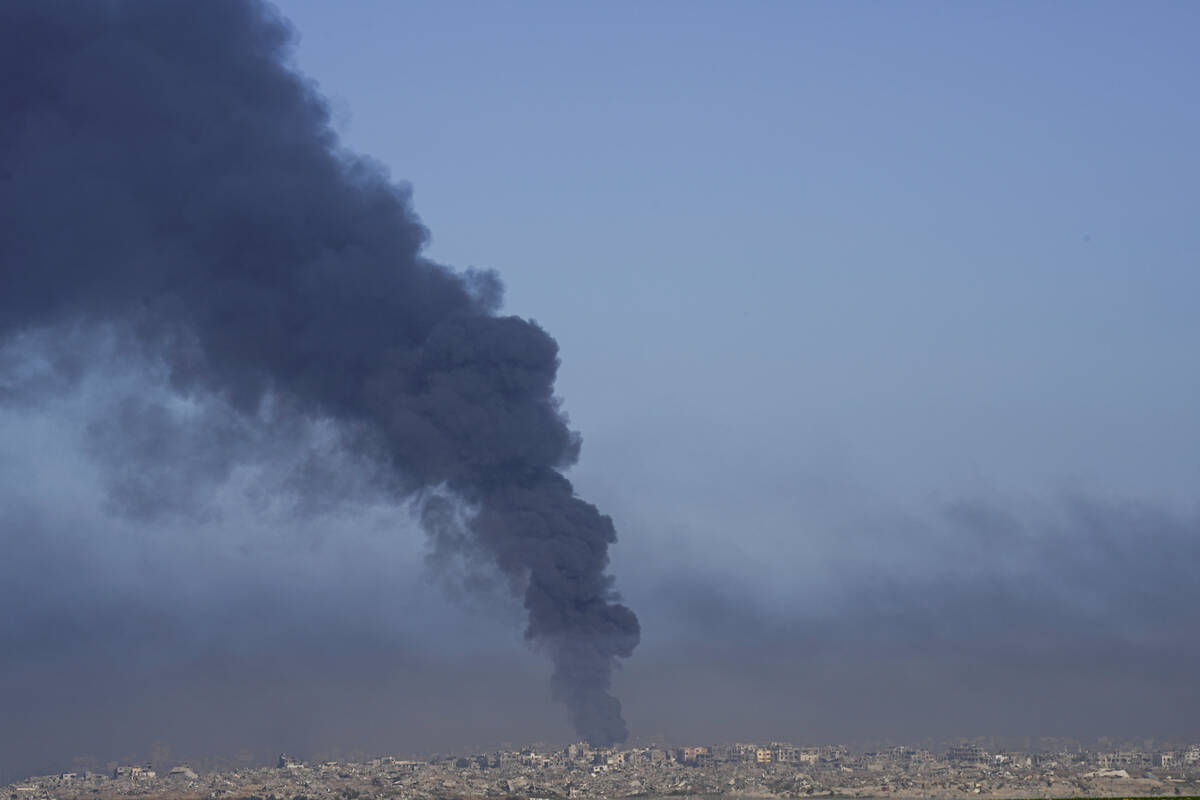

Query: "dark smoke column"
<box><xmin>468</xmin><ymin>475</ymin><xmax>641</xmax><ymax>745</ymax></box>
<box><xmin>0</xmin><ymin>0</ymin><xmax>638</xmax><ymax>744</ymax></box>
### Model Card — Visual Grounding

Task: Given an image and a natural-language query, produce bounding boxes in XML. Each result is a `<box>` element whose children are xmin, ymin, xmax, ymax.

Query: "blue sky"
<box><xmin>2</xmin><ymin>0</ymin><xmax>1199</xmax><ymax>776</ymax></box>
<box><xmin>273</xmin><ymin>0</ymin><xmax>1200</xmax><ymax>742</ymax></box>
<box><xmin>275</xmin><ymin>0</ymin><xmax>1200</xmax><ymax>560</ymax></box>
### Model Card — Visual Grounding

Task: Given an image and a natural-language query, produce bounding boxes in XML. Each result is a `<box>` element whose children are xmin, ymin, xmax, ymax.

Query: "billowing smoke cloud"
<box><xmin>0</xmin><ymin>0</ymin><xmax>638</xmax><ymax>745</ymax></box>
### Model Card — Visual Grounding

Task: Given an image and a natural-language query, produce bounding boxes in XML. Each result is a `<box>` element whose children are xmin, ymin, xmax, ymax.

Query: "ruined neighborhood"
<box><xmin>7</xmin><ymin>741</ymin><xmax>1200</xmax><ymax>800</ymax></box>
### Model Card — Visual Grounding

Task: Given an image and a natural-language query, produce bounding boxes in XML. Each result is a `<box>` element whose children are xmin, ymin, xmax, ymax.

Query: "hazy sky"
<box><xmin>275</xmin><ymin>0</ymin><xmax>1200</xmax><ymax>733</ymax></box>
<box><xmin>2</xmin><ymin>0</ymin><xmax>1199</xmax><ymax>780</ymax></box>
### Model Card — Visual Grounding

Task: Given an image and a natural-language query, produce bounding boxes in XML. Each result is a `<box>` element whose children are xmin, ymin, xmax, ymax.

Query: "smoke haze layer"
<box><xmin>0</xmin><ymin>0</ymin><xmax>638</xmax><ymax>745</ymax></box>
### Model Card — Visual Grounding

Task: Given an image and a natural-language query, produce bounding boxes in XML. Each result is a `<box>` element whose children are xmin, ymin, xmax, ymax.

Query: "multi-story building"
<box><xmin>946</xmin><ymin>744</ymin><xmax>986</xmax><ymax>765</ymax></box>
<box><xmin>772</xmin><ymin>745</ymin><xmax>800</xmax><ymax>763</ymax></box>
<box><xmin>676</xmin><ymin>747</ymin><xmax>710</xmax><ymax>766</ymax></box>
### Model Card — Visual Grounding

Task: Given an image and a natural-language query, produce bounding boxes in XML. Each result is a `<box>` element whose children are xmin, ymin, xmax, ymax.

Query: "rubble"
<box><xmin>5</xmin><ymin>740</ymin><xmax>1200</xmax><ymax>800</ymax></box>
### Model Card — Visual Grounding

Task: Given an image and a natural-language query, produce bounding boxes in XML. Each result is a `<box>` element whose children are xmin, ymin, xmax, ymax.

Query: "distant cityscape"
<box><xmin>7</xmin><ymin>739</ymin><xmax>1200</xmax><ymax>800</ymax></box>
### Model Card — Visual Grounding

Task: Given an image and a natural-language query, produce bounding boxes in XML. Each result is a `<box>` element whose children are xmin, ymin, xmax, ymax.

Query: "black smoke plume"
<box><xmin>0</xmin><ymin>0</ymin><xmax>639</xmax><ymax>745</ymax></box>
